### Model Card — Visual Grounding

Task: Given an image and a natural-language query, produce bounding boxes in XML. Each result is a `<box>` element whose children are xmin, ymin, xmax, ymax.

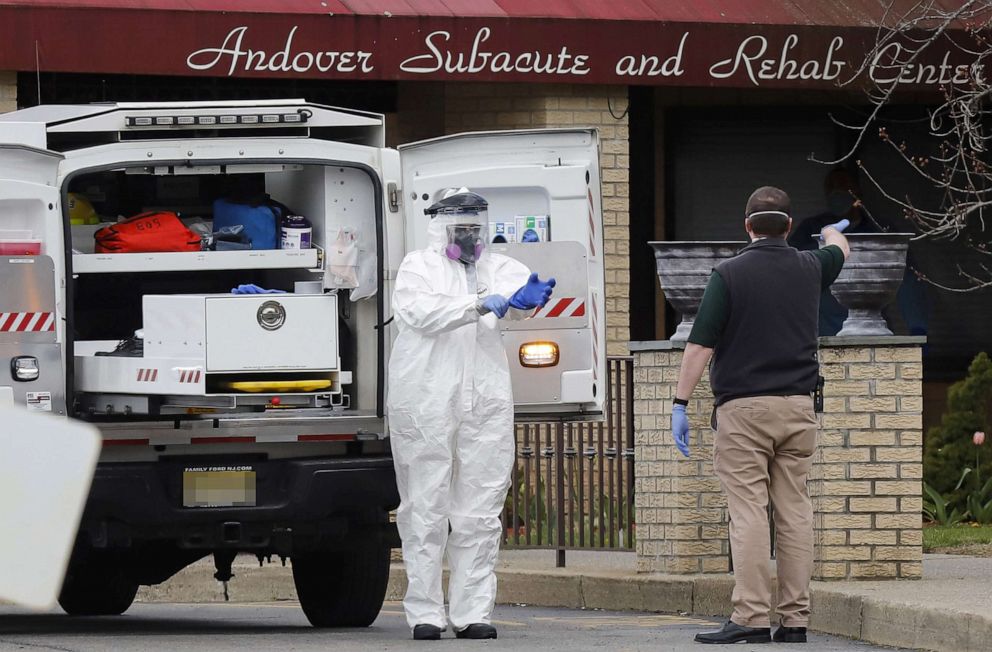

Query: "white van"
<box><xmin>0</xmin><ymin>100</ymin><xmax>605</xmax><ymax>625</ymax></box>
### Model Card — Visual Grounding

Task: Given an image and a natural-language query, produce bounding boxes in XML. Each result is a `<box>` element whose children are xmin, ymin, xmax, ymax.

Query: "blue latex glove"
<box><xmin>819</xmin><ymin>218</ymin><xmax>850</xmax><ymax>240</ymax></box>
<box><xmin>509</xmin><ymin>273</ymin><xmax>556</xmax><ymax>310</ymax></box>
<box><xmin>671</xmin><ymin>404</ymin><xmax>690</xmax><ymax>458</ymax></box>
<box><xmin>481</xmin><ymin>294</ymin><xmax>510</xmax><ymax>318</ymax></box>
<box><xmin>231</xmin><ymin>284</ymin><xmax>286</xmax><ymax>295</ymax></box>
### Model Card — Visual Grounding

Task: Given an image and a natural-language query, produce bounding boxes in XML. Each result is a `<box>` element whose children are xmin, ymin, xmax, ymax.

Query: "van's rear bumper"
<box><xmin>77</xmin><ymin>455</ymin><xmax>399</xmax><ymax>552</ymax></box>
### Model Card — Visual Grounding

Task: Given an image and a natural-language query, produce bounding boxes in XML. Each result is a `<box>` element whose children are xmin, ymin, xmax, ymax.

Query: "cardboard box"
<box><xmin>490</xmin><ymin>220</ymin><xmax>517</xmax><ymax>243</ymax></box>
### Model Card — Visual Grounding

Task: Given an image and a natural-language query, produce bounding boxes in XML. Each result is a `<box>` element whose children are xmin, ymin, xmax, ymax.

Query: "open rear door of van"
<box><xmin>0</xmin><ymin>144</ymin><xmax>66</xmax><ymax>414</ymax></box>
<box><xmin>398</xmin><ymin>129</ymin><xmax>605</xmax><ymax>419</ymax></box>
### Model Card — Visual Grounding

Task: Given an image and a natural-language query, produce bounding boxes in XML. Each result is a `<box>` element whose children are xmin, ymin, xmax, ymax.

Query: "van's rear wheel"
<box><xmin>292</xmin><ymin>537</ymin><xmax>391</xmax><ymax>628</ymax></box>
<box><xmin>59</xmin><ymin>558</ymin><xmax>139</xmax><ymax>616</ymax></box>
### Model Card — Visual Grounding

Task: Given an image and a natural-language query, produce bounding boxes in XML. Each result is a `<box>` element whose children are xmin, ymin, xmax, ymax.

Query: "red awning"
<box><xmin>0</xmin><ymin>1</ymin><xmax>977</xmax><ymax>89</ymax></box>
<box><xmin>0</xmin><ymin>0</ymin><xmax>963</xmax><ymax>24</ymax></box>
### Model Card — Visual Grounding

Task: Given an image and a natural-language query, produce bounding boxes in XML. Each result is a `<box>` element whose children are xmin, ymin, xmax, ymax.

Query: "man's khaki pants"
<box><xmin>713</xmin><ymin>395</ymin><xmax>818</xmax><ymax>628</ymax></box>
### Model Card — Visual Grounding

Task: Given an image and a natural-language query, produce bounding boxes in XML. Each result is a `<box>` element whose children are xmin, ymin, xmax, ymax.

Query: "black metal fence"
<box><xmin>502</xmin><ymin>357</ymin><xmax>635</xmax><ymax>564</ymax></box>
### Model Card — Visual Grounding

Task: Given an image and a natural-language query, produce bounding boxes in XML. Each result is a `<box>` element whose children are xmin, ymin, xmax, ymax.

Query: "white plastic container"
<box><xmin>280</xmin><ymin>214</ymin><xmax>312</xmax><ymax>250</ymax></box>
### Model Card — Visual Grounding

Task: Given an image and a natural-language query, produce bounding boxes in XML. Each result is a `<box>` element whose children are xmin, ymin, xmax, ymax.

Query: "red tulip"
<box><xmin>975</xmin><ymin>431</ymin><xmax>986</xmax><ymax>446</ymax></box>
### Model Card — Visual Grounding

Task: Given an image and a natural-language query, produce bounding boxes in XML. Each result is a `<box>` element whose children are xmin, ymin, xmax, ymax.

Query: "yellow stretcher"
<box><xmin>221</xmin><ymin>380</ymin><xmax>333</xmax><ymax>393</ymax></box>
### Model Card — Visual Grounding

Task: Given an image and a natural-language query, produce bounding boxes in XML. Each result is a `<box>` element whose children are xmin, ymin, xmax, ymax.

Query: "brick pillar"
<box><xmin>811</xmin><ymin>338</ymin><xmax>924</xmax><ymax>580</ymax></box>
<box><xmin>442</xmin><ymin>82</ymin><xmax>630</xmax><ymax>356</ymax></box>
<box><xmin>0</xmin><ymin>71</ymin><xmax>16</xmax><ymax>113</ymax></box>
<box><xmin>632</xmin><ymin>342</ymin><xmax>730</xmax><ymax>574</ymax></box>
<box><xmin>631</xmin><ymin>337</ymin><xmax>924</xmax><ymax>580</ymax></box>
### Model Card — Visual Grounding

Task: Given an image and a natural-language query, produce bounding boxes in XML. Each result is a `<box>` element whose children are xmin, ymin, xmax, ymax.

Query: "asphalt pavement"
<box><xmin>0</xmin><ymin>601</ymin><xmax>898</xmax><ymax>651</ymax></box>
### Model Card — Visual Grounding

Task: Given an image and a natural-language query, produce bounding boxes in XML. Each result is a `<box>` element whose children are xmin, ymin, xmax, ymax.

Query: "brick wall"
<box><xmin>812</xmin><ymin>342</ymin><xmax>923</xmax><ymax>580</ymax></box>
<box><xmin>397</xmin><ymin>82</ymin><xmax>631</xmax><ymax>356</ymax></box>
<box><xmin>632</xmin><ymin>343</ymin><xmax>729</xmax><ymax>574</ymax></box>
<box><xmin>0</xmin><ymin>71</ymin><xmax>16</xmax><ymax>114</ymax></box>
<box><xmin>632</xmin><ymin>338</ymin><xmax>923</xmax><ymax>580</ymax></box>
<box><xmin>388</xmin><ymin>81</ymin><xmax>445</xmax><ymax>148</ymax></box>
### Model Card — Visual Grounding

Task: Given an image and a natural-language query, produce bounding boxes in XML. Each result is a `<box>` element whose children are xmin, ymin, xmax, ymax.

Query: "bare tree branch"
<box><xmin>813</xmin><ymin>0</ymin><xmax>981</xmax><ymax>166</ymax></box>
<box><xmin>834</xmin><ymin>1</ymin><xmax>992</xmax><ymax>291</ymax></box>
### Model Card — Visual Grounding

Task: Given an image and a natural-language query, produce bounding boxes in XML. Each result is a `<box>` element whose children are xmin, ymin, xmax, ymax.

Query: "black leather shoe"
<box><xmin>694</xmin><ymin>621</ymin><xmax>771</xmax><ymax>644</ymax></box>
<box><xmin>413</xmin><ymin>624</ymin><xmax>442</xmax><ymax>640</ymax></box>
<box><xmin>774</xmin><ymin>626</ymin><xmax>807</xmax><ymax>643</ymax></box>
<box><xmin>455</xmin><ymin>623</ymin><xmax>498</xmax><ymax>639</ymax></box>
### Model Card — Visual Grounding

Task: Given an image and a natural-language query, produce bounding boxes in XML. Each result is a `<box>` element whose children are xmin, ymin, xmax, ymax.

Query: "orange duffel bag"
<box><xmin>95</xmin><ymin>211</ymin><xmax>202</xmax><ymax>253</ymax></box>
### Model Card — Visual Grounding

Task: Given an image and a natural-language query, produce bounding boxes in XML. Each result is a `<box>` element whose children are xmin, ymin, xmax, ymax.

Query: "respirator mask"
<box><xmin>446</xmin><ymin>224</ymin><xmax>485</xmax><ymax>264</ymax></box>
<box><xmin>424</xmin><ymin>188</ymin><xmax>490</xmax><ymax>265</ymax></box>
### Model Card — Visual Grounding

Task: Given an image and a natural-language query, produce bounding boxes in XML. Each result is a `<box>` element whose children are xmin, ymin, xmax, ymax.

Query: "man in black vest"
<box><xmin>671</xmin><ymin>186</ymin><xmax>849</xmax><ymax>645</ymax></box>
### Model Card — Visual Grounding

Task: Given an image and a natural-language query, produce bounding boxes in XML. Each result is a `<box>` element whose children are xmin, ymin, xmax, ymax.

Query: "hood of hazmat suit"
<box><xmin>387</xmin><ymin>188</ymin><xmax>530</xmax><ymax>631</ymax></box>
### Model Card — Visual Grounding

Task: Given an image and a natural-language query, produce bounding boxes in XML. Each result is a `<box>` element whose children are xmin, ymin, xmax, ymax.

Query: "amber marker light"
<box><xmin>519</xmin><ymin>342</ymin><xmax>559</xmax><ymax>368</ymax></box>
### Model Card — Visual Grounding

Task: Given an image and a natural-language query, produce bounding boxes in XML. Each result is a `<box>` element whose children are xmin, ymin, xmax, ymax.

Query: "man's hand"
<box><xmin>671</xmin><ymin>404</ymin><xmax>690</xmax><ymax>458</ymax></box>
<box><xmin>821</xmin><ymin>218</ymin><xmax>850</xmax><ymax>236</ymax></box>
<box><xmin>820</xmin><ymin>219</ymin><xmax>851</xmax><ymax>260</ymax></box>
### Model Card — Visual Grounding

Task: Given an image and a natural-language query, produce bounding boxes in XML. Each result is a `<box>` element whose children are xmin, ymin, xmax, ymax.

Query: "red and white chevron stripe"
<box><xmin>0</xmin><ymin>312</ymin><xmax>55</xmax><ymax>332</ymax></box>
<box><xmin>591</xmin><ymin>292</ymin><xmax>600</xmax><ymax>381</ymax></box>
<box><xmin>178</xmin><ymin>369</ymin><xmax>202</xmax><ymax>384</ymax></box>
<box><xmin>533</xmin><ymin>297</ymin><xmax>586</xmax><ymax>319</ymax></box>
<box><xmin>586</xmin><ymin>184</ymin><xmax>601</xmax><ymax>382</ymax></box>
<box><xmin>587</xmin><ymin>188</ymin><xmax>597</xmax><ymax>258</ymax></box>
<box><xmin>136</xmin><ymin>368</ymin><xmax>158</xmax><ymax>382</ymax></box>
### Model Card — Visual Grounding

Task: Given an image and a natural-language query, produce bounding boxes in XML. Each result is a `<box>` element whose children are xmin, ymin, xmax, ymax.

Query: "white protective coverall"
<box><xmin>387</xmin><ymin>209</ymin><xmax>530</xmax><ymax>631</ymax></box>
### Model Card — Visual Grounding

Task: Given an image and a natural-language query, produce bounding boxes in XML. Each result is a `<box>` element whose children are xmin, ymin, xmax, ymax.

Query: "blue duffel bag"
<box><xmin>213</xmin><ymin>196</ymin><xmax>287</xmax><ymax>250</ymax></box>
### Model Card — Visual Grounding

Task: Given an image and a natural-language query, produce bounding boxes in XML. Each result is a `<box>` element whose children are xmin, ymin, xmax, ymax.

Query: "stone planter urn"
<box><xmin>825</xmin><ymin>233</ymin><xmax>912</xmax><ymax>336</ymax></box>
<box><xmin>649</xmin><ymin>241</ymin><xmax>744</xmax><ymax>341</ymax></box>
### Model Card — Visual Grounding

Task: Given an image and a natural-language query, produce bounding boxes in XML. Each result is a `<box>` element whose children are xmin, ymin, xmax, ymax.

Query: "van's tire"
<box><xmin>292</xmin><ymin>538</ymin><xmax>391</xmax><ymax>628</ymax></box>
<box><xmin>58</xmin><ymin>558</ymin><xmax>139</xmax><ymax>616</ymax></box>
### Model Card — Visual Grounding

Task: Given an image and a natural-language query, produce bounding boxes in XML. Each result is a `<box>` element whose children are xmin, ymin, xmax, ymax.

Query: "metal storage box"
<box><xmin>143</xmin><ymin>293</ymin><xmax>339</xmax><ymax>372</ymax></box>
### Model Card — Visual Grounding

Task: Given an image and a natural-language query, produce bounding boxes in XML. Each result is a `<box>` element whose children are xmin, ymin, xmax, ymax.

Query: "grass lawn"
<box><xmin>923</xmin><ymin>523</ymin><xmax>992</xmax><ymax>554</ymax></box>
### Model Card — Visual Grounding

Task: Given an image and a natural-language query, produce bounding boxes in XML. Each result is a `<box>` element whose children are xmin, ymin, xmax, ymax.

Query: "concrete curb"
<box><xmin>810</xmin><ymin>587</ymin><xmax>992</xmax><ymax>652</ymax></box>
<box><xmin>136</xmin><ymin>562</ymin><xmax>989</xmax><ymax>652</ymax></box>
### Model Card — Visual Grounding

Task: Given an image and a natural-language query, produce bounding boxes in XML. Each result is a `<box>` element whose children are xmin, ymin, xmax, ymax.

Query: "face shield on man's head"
<box><xmin>424</xmin><ymin>188</ymin><xmax>490</xmax><ymax>264</ymax></box>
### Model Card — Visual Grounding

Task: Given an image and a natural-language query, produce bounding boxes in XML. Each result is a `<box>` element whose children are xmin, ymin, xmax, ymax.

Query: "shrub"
<box><xmin>924</xmin><ymin>352</ymin><xmax>992</xmax><ymax>498</ymax></box>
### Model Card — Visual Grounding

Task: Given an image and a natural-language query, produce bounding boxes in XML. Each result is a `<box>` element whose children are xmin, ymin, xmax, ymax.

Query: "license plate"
<box><xmin>182</xmin><ymin>466</ymin><xmax>256</xmax><ymax>508</ymax></box>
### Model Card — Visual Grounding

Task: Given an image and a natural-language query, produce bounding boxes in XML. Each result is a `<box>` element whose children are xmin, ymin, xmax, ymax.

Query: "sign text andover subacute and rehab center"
<box><xmin>0</xmin><ymin>6</ymin><xmax>980</xmax><ymax>91</ymax></box>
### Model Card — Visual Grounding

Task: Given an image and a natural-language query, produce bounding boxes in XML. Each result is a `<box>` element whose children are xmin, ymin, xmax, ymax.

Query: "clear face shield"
<box><xmin>424</xmin><ymin>189</ymin><xmax>490</xmax><ymax>264</ymax></box>
<box><xmin>445</xmin><ymin>221</ymin><xmax>489</xmax><ymax>264</ymax></box>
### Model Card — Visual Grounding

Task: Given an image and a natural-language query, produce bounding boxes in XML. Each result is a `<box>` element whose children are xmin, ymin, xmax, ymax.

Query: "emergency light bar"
<box><xmin>125</xmin><ymin>110</ymin><xmax>310</xmax><ymax>128</ymax></box>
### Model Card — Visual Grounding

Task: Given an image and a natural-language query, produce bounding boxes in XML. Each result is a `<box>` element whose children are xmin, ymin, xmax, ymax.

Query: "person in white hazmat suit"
<box><xmin>388</xmin><ymin>189</ymin><xmax>556</xmax><ymax>641</ymax></box>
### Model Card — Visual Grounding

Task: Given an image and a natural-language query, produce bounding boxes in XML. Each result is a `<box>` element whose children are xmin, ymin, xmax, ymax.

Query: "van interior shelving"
<box><xmin>67</xmin><ymin>162</ymin><xmax>379</xmax><ymax>421</ymax></box>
